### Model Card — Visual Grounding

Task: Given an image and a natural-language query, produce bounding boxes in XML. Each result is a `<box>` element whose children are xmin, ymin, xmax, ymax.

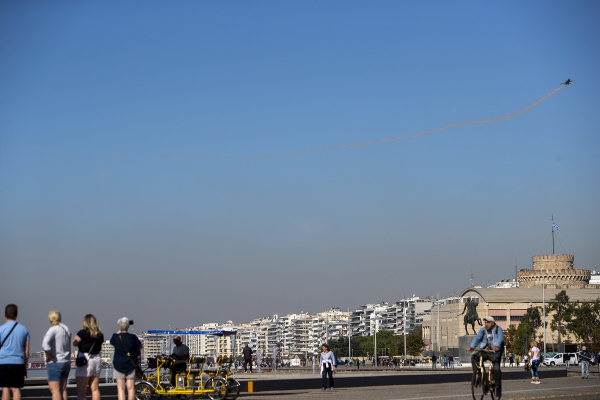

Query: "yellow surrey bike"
<box><xmin>135</xmin><ymin>330</ymin><xmax>240</xmax><ymax>400</ymax></box>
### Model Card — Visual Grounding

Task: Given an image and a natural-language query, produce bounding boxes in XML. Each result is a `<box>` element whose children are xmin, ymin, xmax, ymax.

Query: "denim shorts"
<box><xmin>46</xmin><ymin>362</ymin><xmax>71</xmax><ymax>381</ymax></box>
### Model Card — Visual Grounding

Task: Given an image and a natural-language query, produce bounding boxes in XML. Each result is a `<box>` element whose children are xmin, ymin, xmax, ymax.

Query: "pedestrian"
<box><xmin>443</xmin><ymin>355</ymin><xmax>448</xmax><ymax>368</ymax></box>
<box><xmin>110</xmin><ymin>318</ymin><xmax>142</xmax><ymax>400</ymax></box>
<box><xmin>319</xmin><ymin>344</ymin><xmax>336</xmax><ymax>391</ymax></box>
<box><xmin>42</xmin><ymin>310</ymin><xmax>71</xmax><ymax>400</ymax></box>
<box><xmin>449</xmin><ymin>355</ymin><xmax>454</xmax><ymax>369</ymax></box>
<box><xmin>431</xmin><ymin>354</ymin><xmax>437</xmax><ymax>369</ymax></box>
<box><xmin>73</xmin><ymin>314</ymin><xmax>104</xmax><ymax>400</ymax></box>
<box><xmin>509</xmin><ymin>353</ymin><xmax>514</xmax><ymax>367</ymax></box>
<box><xmin>579</xmin><ymin>346</ymin><xmax>591</xmax><ymax>379</ymax></box>
<box><xmin>528</xmin><ymin>341</ymin><xmax>541</xmax><ymax>384</ymax></box>
<box><xmin>243</xmin><ymin>344</ymin><xmax>253</xmax><ymax>373</ymax></box>
<box><xmin>0</xmin><ymin>304</ymin><xmax>30</xmax><ymax>400</ymax></box>
<box><xmin>516</xmin><ymin>354</ymin><xmax>520</xmax><ymax>367</ymax></box>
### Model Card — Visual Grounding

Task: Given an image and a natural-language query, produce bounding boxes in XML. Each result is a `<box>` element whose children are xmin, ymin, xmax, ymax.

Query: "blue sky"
<box><xmin>1</xmin><ymin>1</ymin><xmax>599</xmax><ymax>346</ymax></box>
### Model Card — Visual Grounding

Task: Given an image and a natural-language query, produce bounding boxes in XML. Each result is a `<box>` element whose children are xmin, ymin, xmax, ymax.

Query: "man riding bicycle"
<box><xmin>466</xmin><ymin>316</ymin><xmax>504</xmax><ymax>399</ymax></box>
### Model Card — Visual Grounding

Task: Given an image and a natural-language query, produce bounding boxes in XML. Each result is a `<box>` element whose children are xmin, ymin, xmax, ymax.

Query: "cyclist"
<box><xmin>466</xmin><ymin>316</ymin><xmax>504</xmax><ymax>399</ymax></box>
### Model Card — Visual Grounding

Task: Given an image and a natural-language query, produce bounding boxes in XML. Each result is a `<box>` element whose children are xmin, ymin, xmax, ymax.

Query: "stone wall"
<box><xmin>517</xmin><ymin>254</ymin><xmax>590</xmax><ymax>288</ymax></box>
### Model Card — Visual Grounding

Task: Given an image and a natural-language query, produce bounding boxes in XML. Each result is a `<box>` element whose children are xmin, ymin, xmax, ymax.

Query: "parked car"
<box><xmin>542</xmin><ymin>353</ymin><xmax>578</xmax><ymax>366</ymax></box>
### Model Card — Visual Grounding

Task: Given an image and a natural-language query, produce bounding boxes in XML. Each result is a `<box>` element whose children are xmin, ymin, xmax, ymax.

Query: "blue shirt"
<box><xmin>0</xmin><ymin>321</ymin><xmax>30</xmax><ymax>364</ymax></box>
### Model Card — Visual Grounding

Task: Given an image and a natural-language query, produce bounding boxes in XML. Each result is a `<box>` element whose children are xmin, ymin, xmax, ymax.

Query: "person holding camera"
<box><xmin>111</xmin><ymin>318</ymin><xmax>142</xmax><ymax>400</ymax></box>
<box><xmin>73</xmin><ymin>315</ymin><xmax>104</xmax><ymax>400</ymax></box>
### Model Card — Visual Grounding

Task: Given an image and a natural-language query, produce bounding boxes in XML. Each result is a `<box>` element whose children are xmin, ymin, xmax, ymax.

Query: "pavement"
<box><xmin>15</xmin><ymin>376</ymin><xmax>600</xmax><ymax>400</ymax></box>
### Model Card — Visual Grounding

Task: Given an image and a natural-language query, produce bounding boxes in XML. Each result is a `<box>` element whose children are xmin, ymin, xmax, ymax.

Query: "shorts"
<box><xmin>47</xmin><ymin>362</ymin><xmax>71</xmax><ymax>381</ymax></box>
<box><xmin>75</xmin><ymin>354</ymin><xmax>102</xmax><ymax>377</ymax></box>
<box><xmin>0</xmin><ymin>364</ymin><xmax>26</xmax><ymax>388</ymax></box>
<box><xmin>113</xmin><ymin>369</ymin><xmax>136</xmax><ymax>380</ymax></box>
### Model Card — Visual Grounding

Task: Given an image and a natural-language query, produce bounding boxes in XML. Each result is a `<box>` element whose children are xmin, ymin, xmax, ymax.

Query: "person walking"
<box><xmin>579</xmin><ymin>346</ymin><xmax>592</xmax><ymax>379</ymax></box>
<box><xmin>110</xmin><ymin>318</ymin><xmax>142</xmax><ymax>400</ymax></box>
<box><xmin>0</xmin><ymin>304</ymin><xmax>30</xmax><ymax>400</ymax></box>
<box><xmin>243</xmin><ymin>344</ymin><xmax>253</xmax><ymax>373</ymax></box>
<box><xmin>42</xmin><ymin>310</ymin><xmax>71</xmax><ymax>400</ymax></box>
<box><xmin>319</xmin><ymin>344</ymin><xmax>336</xmax><ymax>391</ymax></box>
<box><xmin>528</xmin><ymin>341</ymin><xmax>541</xmax><ymax>384</ymax></box>
<box><xmin>431</xmin><ymin>354</ymin><xmax>437</xmax><ymax>369</ymax></box>
<box><xmin>73</xmin><ymin>315</ymin><xmax>104</xmax><ymax>400</ymax></box>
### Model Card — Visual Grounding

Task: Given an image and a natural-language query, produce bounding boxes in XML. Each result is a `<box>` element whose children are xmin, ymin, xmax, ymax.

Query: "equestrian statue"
<box><xmin>459</xmin><ymin>297</ymin><xmax>482</xmax><ymax>335</ymax></box>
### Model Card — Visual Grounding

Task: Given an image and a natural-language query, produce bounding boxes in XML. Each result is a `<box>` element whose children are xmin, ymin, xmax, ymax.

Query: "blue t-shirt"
<box><xmin>0</xmin><ymin>321</ymin><xmax>30</xmax><ymax>364</ymax></box>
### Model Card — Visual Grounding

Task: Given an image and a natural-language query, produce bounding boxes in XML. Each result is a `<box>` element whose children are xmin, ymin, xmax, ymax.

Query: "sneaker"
<box><xmin>322</xmin><ymin>388</ymin><xmax>326</xmax><ymax>391</ymax></box>
<box><xmin>534</xmin><ymin>381</ymin><xmax>540</xmax><ymax>384</ymax></box>
<box><xmin>330</xmin><ymin>388</ymin><xmax>334</xmax><ymax>391</ymax></box>
<box><xmin>582</xmin><ymin>376</ymin><xmax>585</xmax><ymax>379</ymax></box>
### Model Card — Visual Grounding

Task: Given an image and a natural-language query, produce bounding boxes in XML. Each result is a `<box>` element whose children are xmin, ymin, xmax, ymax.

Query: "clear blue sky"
<box><xmin>1</xmin><ymin>1</ymin><xmax>599</xmax><ymax>347</ymax></box>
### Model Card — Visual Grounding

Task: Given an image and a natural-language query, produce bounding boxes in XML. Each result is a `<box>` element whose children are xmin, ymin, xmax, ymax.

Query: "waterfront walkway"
<box><xmin>18</xmin><ymin>365</ymin><xmax>588</xmax><ymax>397</ymax></box>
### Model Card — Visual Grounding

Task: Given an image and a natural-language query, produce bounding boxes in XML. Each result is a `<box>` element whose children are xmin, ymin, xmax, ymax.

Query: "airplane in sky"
<box><xmin>562</xmin><ymin>79</ymin><xmax>574</xmax><ymax>85</ymax></box>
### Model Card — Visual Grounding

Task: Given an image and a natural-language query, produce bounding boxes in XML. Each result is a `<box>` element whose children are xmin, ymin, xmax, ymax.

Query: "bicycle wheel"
<box><xmin>204</xmin><ymin>377</ymin><xmax>227</xmax><ymax>400</ymax></box>
<box><xmin>225</xmin><ymin>378</ymin><xmax>240</xmax><ymax>400</ymax></box>
<box><xmin>135</xmin><ymin>382</ymin><xmax>155</xmax><ymax>400</ymax></box>
<box><xmin>471</xmin><ymin>370</ymin><xmax>484</xmax><ymax>400</ymax></box>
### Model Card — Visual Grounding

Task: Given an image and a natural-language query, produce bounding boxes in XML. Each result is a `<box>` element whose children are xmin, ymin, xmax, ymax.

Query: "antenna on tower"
<box><xmin>470</xmin><ymin>272</ymin><xmax>474</xmax><ymax>287</ymax></box>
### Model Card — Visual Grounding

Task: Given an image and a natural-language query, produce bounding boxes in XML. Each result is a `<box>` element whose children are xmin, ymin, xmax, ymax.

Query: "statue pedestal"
<box><xmin>458</xmin><ymin>336</ymin><xmax>476</xmax><ymax>365</ymax></box>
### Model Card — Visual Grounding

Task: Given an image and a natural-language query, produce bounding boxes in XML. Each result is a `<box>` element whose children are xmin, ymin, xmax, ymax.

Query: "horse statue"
<box><xmin>459</xmin><ymin>297</ymin><xmax>482</xmax><ymax>335</ymax></box>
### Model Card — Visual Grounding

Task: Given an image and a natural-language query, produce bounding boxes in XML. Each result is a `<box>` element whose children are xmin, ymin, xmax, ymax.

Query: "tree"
<box><xmin>521</xmin><ymin>306</ymin><xmax>544</xmax><ymax>340</ymax></box>
<box><xmin>566</xmin><ymin>298</ymin><xmax>600</xmax><ymax>351</ymax></box>
<box><xmin>504</xmin><ymin>324</ymin><xmax>518</xmax><ymax>354</ymax></box>
<box><xmin>514</xmin><ymin>321</ymin><xmax>531</xmax><ymax>356</ymax></box>
<box><xmin>406</xmin><ymin>326</ymin><xmax>425</xmax><ymax>356</ymax></box>
<box><xmin>547</xmin><ymin>290</ymin><xmax>573</xmax><ymax>344</ymax></box>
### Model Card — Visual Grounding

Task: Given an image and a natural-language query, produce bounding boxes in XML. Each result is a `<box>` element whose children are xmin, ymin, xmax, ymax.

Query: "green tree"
<box><xmin>521</xmin><ymin>306</ymin><xmax>544</xmax><ymax>340</ymax></box>
<box><xmin>566</xmin><ymin>298</ymin><xmax>600</xmax><ymax>351</ymax></box>
<box><xmin>504</xmin><ymin>324</ymin><xmax>518</xmax><ymax>354</ymax></box>
<box><xmin>514</xmin><ymin>321</ymin><xmax>531</xmax><ymax>356</ymax></box>
<box><xmin>406</xmin><ymin>326</ymin><xmax>425</xmax><ymax>356</ymax></box>
<box><xmin>547</xmin><ymin>290</ymin><xmax>573</xmax><ymax>344</ymax></box>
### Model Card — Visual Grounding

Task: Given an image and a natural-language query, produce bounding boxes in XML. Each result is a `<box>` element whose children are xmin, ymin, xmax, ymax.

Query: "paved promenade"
<box><xmin>16</xmin><ymin>376</ymin><xmax>600</xmax><ymax>400</ymax></box>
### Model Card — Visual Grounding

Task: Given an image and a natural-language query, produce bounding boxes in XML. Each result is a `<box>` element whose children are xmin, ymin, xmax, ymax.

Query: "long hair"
<box><xmin>82</xmin><ymin>314</ymin><xmax>102</xmax><ymax>338</ymax></box>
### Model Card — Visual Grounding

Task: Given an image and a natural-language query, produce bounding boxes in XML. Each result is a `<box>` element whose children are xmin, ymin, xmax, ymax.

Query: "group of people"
<box><xmin>0</xmin><ymin>304</ymin><xmax>142</xmax><ymax>400</ymax></box>
<box><xmin>430</xmin><ymin>354</ymin><xmax>455</xmax><ymax>368</ymax></box>
<box><xmin>2</xmin><ymin>303</ymin><xmax>599</xmax><ymax>400</ymax></box>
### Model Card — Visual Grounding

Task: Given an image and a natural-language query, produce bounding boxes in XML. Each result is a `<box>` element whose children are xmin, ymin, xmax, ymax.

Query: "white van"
<box><xmin>542</xmin><ymin>353</ymin><xmax>578</xmax><ymax>366</ymax></box>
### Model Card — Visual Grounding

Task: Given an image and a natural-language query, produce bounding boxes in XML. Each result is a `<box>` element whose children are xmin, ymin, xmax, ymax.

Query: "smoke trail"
<box><xmin>237</xmin><ymin>85</ymin><xmax>566</xmax><ymax>161</ymax></box>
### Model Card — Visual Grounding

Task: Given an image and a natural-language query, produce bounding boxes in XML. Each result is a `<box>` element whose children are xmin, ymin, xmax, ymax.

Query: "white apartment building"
<box><xmin>137</xmin><ymin>298</ymin><xmax>431</xmax><ymax>361</ymax></box>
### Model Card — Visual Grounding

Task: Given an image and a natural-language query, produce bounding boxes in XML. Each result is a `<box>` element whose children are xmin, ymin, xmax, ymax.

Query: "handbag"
<box><xmin>118</xmin><ymin>334</ymin><xmax>145</xmax><ymax>379</ymax></box>
<box><xmin>76</xmin><ymin>337</ymin><xmax>97</xmax><ymax>367</ymax></box>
